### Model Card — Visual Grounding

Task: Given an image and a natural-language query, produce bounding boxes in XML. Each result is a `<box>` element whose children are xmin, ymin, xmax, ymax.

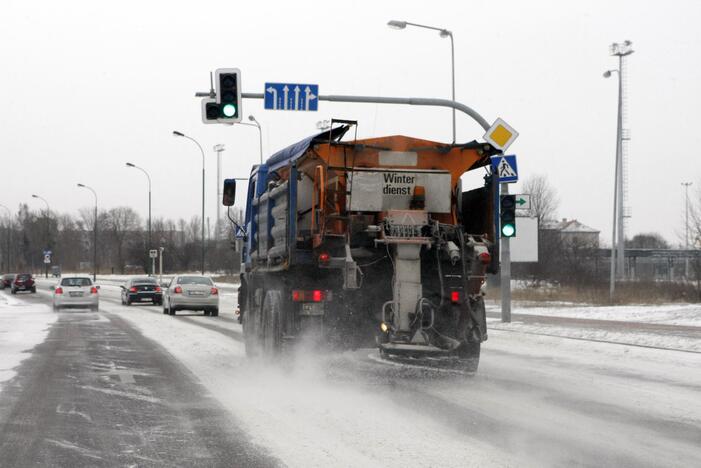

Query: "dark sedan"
<box><xmin>1</xmin><ymin>274</ymin><xmax>15</xmax><ymax>290</ymax></box>
<box><xmin>11</xmin><ymin>273</ymin><xmax>36</xmax><ymax>294</ymax></box>
<box><xmin>120</xmin><ymin>277</ymin><xmax>162</xmax><ymax>305</ymax></box>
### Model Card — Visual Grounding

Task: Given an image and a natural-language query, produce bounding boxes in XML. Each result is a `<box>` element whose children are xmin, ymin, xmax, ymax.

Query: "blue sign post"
<box><xmin>264</xmin><ymin>83</ymin><xmax>319</xmax><ymax>111</ymax></box>
<box><xmin>490</xmin><ymin>155</ymin><xmax>518</xmax><ymax>183</ymax></box>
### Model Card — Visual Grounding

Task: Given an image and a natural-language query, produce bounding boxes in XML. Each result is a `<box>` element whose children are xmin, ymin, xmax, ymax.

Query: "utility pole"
<box><xmin>683</xmin><ymin>182</ymin><xmax>693</xmax><ymax>278</ymax></box>
<box><xmin>0</xmin><ymin>204</ymin><xmax>10</xmax><ymax>272</ymax></box>
<box><xmin>605</xmin><ymin>40</ymin><xmax>634</xmax><ymax>298</ymax></box>
<box><xmin>214</xmin><ymin>144</ymin><xmax>226</xmax><ymax>240</ymax></box>
<box><xmin>159</xmin><ymin>246</ymin><xmax>164</xmax><ymax>285</ymax></box>
<box><xmin>500</xmin><ymin>182</ymin><xmax>511</xmax><ymax>323</ymax></box>
<box><xmin>613</xmin><ymin>41</ymin><xmax>633</xmax><ymax>280</ymax></box>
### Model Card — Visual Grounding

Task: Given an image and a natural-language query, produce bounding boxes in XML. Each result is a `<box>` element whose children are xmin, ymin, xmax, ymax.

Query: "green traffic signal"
<box><xmin>500</xmin><ymin>194</ymin><xmax>517</xmax><ymax>238</ymax></box>
<box><xmin>501</xmin><ymin>223</ymin><xmax>515</xmax><ymax>237</ymax></box>
<box><xmin>215</xmin><ymin>68</ymin><xmax>242</xmax><ymax>122</ymax></box>
<box><xmin>222</xmin><ymin>103</ymin><xmax>236</xmax><ymax>118</ymax></box>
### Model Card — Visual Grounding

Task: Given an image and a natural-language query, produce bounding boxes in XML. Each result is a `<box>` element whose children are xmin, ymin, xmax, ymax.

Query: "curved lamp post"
<box><xmin>388</xmin><ymin>20</ymin><xmax>456</xmax><ymax>143</ymax></box>
<box><xmin>173</xmin><ymin>130</ymin><xmax>206</xmax><ymax>274</ymax></box>
<box><xmin>126</xmin><ymin>162</ymin><xmax>153</xmax><ymax>274</ymax></box>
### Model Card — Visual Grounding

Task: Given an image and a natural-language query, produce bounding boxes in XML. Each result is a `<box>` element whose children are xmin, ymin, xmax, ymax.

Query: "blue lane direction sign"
<box><xmin>490</xmin><ymin>155</ymin><xmax>519</xmax><ymax>183</ymax></box>
<box><xmin>264</xmin><ymin>83</ymin><xmax>318</xmax><ymax>111</ymax></box>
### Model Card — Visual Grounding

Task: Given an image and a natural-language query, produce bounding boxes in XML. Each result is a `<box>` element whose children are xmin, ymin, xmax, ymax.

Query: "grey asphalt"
<box><xmin>0</xmin><ymin>291</ymin><xmax>280</xmax><ymax>468</ymax></box>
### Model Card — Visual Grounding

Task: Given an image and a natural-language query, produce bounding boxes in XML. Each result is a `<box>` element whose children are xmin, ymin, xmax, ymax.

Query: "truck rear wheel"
<box><xmin>242</xmin><ymin>289</ymin><xmax>263</xmax><ymax>357</ymax></box>
<box><xmin>262</xmin><ymin>290</ymin><xmax>283</xmax><ymax>357</ymax></box>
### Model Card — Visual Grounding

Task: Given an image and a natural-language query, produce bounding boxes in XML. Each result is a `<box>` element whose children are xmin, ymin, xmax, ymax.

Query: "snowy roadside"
<box><xmin>487</xmin><ymin>318</ymin><xmax>701</xmax><ymax>352</ymax></box>
<box><xmin>0</xmin><ymin>293</ymin><xmax>57</xmax><ymax>388</ymax></box>
<box><xmin>486</xmin><ymin>301</ymin><xmax>701</xmax><ymax>327</ymax></box>
<box><xmin>484</xmin><ymin>302</ymin><xmax>701</xmax><ymax>352</ymax></box>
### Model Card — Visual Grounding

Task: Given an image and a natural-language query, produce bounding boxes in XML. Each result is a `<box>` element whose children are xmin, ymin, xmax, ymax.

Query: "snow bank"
<box><xmin>486</xmin><ymin>302</ymin><xmax>701</xmax><ymax>327</ymax></box>
<box><xmin>0</xmin><ymin>294</ymin><xmax>57</xmax><ymax>387</ymax></box>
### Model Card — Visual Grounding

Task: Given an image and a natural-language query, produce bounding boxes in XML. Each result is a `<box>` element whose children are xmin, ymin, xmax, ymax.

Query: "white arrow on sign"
<box><xmin>266</xmin><ymin>86</ymin><xmax>278</xmax><ymax>110</ymax></box>
<box><xmin>282</xmin><ymin>85</ymin><xmax>289</xmax><ymax>110</ymax></box>
<box><xmin>293</xmin><ymin>85</ymin><xmax>301</xmax><ymax>110</ymax></box>
<box><xmin>305</xmin><ymin>86</ymin><xmax>317</xmax><ymax>110</ymax></box>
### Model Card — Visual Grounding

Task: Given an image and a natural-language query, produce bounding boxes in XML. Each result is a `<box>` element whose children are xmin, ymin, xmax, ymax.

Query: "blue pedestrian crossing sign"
<box><xmin>264</xmin><ymin>83</ymin><xmax>319</xmax><ymax>111</ymax></box>
<box><xmin>490</xmin><ymin>155</ymin><xmax>519</xmax><ymax>183</ymax></box>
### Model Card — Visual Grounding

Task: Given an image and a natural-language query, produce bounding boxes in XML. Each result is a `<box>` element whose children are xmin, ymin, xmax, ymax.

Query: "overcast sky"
<box><xmin>1</xmin><ymin>0</ymin><xmax>699</xmax><ymax>245</ymax></box>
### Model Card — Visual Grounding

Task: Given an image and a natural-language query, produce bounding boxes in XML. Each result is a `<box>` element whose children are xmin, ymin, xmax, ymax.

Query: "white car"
<box><xmin>52</xmin><ymin>276</ymin><xmax>99</xmax><ymax>311</ymax></box>
<box><xmin>163</xmin><ymin>275</ymin><xmax>219</xmax><ymax>316</ymax></box>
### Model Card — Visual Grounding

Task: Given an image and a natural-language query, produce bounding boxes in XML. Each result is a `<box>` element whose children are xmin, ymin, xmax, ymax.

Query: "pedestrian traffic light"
<box><xmin>201</xmin><ymin>97</ymin><xmax>220</xmax><ymax>124</ymax></box>
<box><xmin>215</xmin><ymin>68</ymin><xmax>242</xmax><ymax>123</ymax></box>
<box><xmin>500</xmin><ymin>194</ymin><xmax>516</xmax><ymax>238</ymax></box>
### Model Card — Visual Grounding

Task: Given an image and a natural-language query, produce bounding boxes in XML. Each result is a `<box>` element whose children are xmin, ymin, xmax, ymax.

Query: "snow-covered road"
<box><xmin>1</xmin><ymin>281</ymin><xmax>700</xmax><ymax>467</ymax></box>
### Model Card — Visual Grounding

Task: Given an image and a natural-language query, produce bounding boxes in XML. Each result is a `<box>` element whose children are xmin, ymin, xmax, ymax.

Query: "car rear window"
<box><xmin>133</xmin><ymin>278</ymin><xmax>156</xmax><ymax>284</ymax></box>
<box><xmin>61</xmin><ymin>277</ymin><xmax>93</xmax><ymax>287</ymax></box>
<box><xmin>177</xmin><ymin>276</ymin><xmax>213</xmax><ymax>285</ymax></box>
<box><xmin>16</xmin><ymin>274</ymin><xmax>31</xmax><ymax>281</ymax></box>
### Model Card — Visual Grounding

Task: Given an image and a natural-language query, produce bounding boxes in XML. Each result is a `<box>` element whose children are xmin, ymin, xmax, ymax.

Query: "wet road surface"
<box><xmin>0</xmin><ymin>291</ymin><xmax>279</xmax><ymax>468</ymax></box>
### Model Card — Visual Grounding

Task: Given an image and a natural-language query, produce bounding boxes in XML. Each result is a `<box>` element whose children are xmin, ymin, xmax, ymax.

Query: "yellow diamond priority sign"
<box><xmin>484</xmin><ymin>117</ymin><xmax>518</xmax><ymax>151</ymax></box>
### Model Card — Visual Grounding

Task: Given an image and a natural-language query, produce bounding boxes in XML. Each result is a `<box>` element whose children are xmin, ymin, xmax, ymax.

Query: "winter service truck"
<box><xmin>223</xmin><ymin>120</ymin><xmax>500</xmax><ymax>371</ymax></box>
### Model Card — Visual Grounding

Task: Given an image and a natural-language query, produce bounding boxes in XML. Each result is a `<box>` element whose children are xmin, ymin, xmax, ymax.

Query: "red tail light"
<box><xmin>318</xmin><ymin>252</ymin><xmax>330</xmax><ymax>263</ymax></box>
<box><xmin>129</xmin><ymin>286</ymin><xmax>138</xmax><ymax>293</ymax></box>
<box><xmin>174</xmin><ymin>286</ymin><xmax>182</xmax><ymax>294</ymax></box>
<box><xmin>450</xmin><ymin>291</ymin><xmax>461</xmax><ymax>303</ymax></box>
<box><xmin>155</xmin><ymin>286</ymin><xmax>162</xmax><ymax>292</ymax></box>
<box><xmin>90</xmin><ymin>286</ymin><xmax>98</xmax><ymax>294</ymax></box>
<box><xmin>478</xmin><ymin>252</ymin><xmax>491</xmax><ymax>265</ymax></box>
<box><xmin>210</xmin><ymin>287</ymin><xmax>218</xmax><ymax>295</ymax></box>
<box><xmin>291</xmin><ymin>290</ymin><xmax>331</xmax><ymax>302</ymax></box>
<box><xmin>55</xmin><ymin>287</ymin><xmax>63</xmax><ymax>295</ymax></box>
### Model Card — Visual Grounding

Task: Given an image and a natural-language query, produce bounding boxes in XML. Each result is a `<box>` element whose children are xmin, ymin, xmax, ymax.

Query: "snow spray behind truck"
<box><xmin>223</xmin><ymin>121</ymin><xmax>499</xmax><ymax>371</ymax></box>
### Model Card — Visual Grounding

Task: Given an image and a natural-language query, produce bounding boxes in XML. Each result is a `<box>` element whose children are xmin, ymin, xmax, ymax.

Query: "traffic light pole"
<box><xmin>196</xmin><ymin>91</ymin><xmax>493</xmax><ymax>132</ymax></box>
<box><xmin>500</xmin><ymin>182</ymin><xmax>512</xmax><ymax>323</ymax></box>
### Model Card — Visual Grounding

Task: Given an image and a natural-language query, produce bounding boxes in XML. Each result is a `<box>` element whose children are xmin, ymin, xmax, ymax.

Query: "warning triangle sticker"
<box><xmin>497</xmin><ymin>157</ymin><xmax>516</xmax><ymax>178</ymax></box>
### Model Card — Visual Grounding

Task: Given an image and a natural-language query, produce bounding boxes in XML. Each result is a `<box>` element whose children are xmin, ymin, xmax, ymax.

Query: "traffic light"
<box><xmin>215</xmin><ymin>68</ymin><xmax>242</xmax><ymax>123</ymax></box>
<box><xmin>500</xmin><ymin>194</ymin><xmax>516</xmax><ymax>238</ymax></box>
<box><xmin>201</xmin><ymin>97</ymin><xmax>219</xmax><ymax>124</ymax></box>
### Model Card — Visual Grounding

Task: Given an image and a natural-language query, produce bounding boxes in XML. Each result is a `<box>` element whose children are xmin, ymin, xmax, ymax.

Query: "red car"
<box><xmin>11</xmin><ymin>274</ymin><xmax>36</xmax><ymax>294</ymax></box>
<box><xmin>0</xmin><ymin>274</ymin><xmax>14</xmax><ymax>290</ymax></box>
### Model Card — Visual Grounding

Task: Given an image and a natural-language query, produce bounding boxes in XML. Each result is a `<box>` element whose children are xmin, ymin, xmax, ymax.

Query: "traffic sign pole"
<box><xmin>500</xmin><ymin>182</ymin><xmax>511</xmax><ymax>323</ymax></box>
<box><xmin>234</xmin><ymin>92</ymin><xmax>492</xmax><ymax>131</ymax></box>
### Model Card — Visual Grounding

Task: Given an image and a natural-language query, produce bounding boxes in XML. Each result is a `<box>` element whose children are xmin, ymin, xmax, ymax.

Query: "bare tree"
<box><xmin>691</xmin><ymin>184</ymin><xmax>701</xmax><ymax>249</ymax></box>
<box><xmin>522</xmin><ymin>174</ymin><xmax>559</xmax><ymax>224</ymax></box>
<box><xmin>107</xmin><ymin>207</ymin><xmax>142</xmax><ymax>273</ymax></box>
<box><xmin>626</xmin><ymin>232</ymin><xmax>670</xmax><ymax>249</ymax></box>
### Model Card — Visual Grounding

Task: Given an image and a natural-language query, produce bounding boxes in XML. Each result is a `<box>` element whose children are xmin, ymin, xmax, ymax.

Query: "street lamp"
<box><xmin>388</xmin><ymin>19</ymin><xmax>456</xmax><ymax>143</ymax></box>
<box><xmin>126</xmin><ymin>162</ymin><xmax>153</xmax><ymax>274</ymax></box>
<box><xmin>0</xmin><ymin>204</ymin><xmax>11</xmax><ymax>271</ymax></box>
<box><xmin>604</xmin><ymin>40</ymin><xmax>634</xmax><ymax>300</ymax></box>
<box><xmin>232</xmin><ymin>115</ymin><xmax>264</xmax><ymax>164</ymax></box>
<box><xmin>77</xmin><ymin>184</ymin><xmax>98</xmax><ymax>281</ymax></box>
<box><xmin>31</xmin><ymin>194</ymin><xmax>51</xmax><ymax>278</ymax></box>
<box><xmin>173</xmin><ymin>130</ymin><xmax>206</xmax><ymax>274</ymax></box>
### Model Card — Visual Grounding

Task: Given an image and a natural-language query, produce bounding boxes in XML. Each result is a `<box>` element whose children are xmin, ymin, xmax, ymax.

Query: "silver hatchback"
<box><xmin>52</xmin><ymin>276</ymin><xmax>99</xmax><ymax>311</ymax></box>
<box><xmin>163</xmin><ymin>275</ymin><xmax>219</xmax><ymax>316</ymax></box>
